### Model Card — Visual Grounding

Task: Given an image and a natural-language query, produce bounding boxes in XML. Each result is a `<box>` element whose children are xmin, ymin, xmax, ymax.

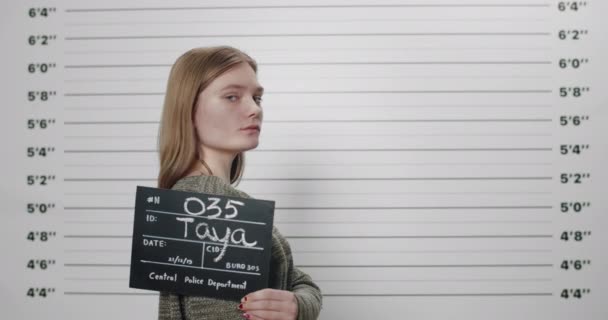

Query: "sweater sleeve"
<box><xmin>292</xmin><ymin>266</ymin><xmax>323</xmax><ymax>320</ymax></box>
<box><xmin>157</xmin><ymin>291</ymin><xmax>182</xmax><ymax>320</ymax></box>
<box><xmin>276</xmin><ymin>230</ymin><xmax>323</xmax><ymax>320</ymax></box>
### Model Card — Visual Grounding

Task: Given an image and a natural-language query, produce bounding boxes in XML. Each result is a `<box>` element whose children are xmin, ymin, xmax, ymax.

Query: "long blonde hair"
<box><xmin>157</xmin><ymin>46</ymin><xmax>258</xmax><ymax>189</ymax></box>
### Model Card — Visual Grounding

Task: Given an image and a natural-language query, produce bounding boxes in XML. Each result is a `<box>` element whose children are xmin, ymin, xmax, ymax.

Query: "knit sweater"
<box><xmin>157</xmin><ymin>175</ymin><xmax>323</xmax><ymax>320</ymax></box>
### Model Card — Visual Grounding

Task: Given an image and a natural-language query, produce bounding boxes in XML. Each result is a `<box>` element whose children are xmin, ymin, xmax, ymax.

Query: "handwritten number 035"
<box><xmin>184</xmin><ymin>197</ymin><xmax>244</xmax><ymax>219</ymax></box>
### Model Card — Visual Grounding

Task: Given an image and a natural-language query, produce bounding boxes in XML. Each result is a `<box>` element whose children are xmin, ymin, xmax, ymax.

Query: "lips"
<box><xmin>241</xmin><ymin>125</ymin><xmax>260</xmax><ymax>131</ymax></box>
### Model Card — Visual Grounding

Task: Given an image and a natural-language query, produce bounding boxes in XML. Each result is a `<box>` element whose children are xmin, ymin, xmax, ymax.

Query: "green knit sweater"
<box><xmin>157</xmin><ymin>175</ymin><xmax>323</xmax><ymax>320</ymax></box>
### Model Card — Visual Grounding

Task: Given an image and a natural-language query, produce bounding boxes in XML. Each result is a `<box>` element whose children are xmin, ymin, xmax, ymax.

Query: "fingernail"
<box><xmin>242</xmin><ymin>313</ymin><xmax>250</xmax><ymax>319</ymax></box>
<box><xmin>238</xmin><ymin>303</ymin><xmax>243</xmax><ymax>310</ymax></box>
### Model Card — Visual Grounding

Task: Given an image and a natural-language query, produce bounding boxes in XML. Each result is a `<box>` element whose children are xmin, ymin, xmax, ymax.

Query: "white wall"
<box><xmin>2</xmin><ymin>0</ymin><xmax>606</xmax><ymax>319</ymax></box>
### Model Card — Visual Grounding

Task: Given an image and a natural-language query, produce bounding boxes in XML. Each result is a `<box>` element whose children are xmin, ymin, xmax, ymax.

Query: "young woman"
<box><xmin>156</xmin><ymin>46</ymin><xmax>323</xmax><ymax>320</ymax></box>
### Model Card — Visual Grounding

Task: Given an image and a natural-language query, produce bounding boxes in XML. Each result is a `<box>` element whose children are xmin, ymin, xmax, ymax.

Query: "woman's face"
<box><xmin>193</xmin><ymin>62</ymin><xmax>264</xmax><ymax>155</ymax></box>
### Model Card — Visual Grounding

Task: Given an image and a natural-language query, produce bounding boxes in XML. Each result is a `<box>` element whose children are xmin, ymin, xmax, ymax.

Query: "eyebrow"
<box><xmin>220</xmin><ymin>84</ymin><xmax>264</xmax><ymax>94</ymax></box>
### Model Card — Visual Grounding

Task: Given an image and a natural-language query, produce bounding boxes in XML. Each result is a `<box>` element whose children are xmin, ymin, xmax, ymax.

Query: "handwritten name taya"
<box><xmin>176</xmin><ymin>196</ymin><xmax>258</xmax><ymax>262</ymax></box>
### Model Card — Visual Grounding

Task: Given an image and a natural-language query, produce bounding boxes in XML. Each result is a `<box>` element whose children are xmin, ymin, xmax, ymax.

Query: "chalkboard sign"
<box><xmin>129</xmin><ymin>186</ymin><xmax>275</xmax><ymax>301</ymax></box>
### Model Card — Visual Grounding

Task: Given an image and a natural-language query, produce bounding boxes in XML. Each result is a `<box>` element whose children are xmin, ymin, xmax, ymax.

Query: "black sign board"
<box><xmin>129</xmin><ymin>186</ymin><xmax>275</xmax><ymax>301</ymax></box>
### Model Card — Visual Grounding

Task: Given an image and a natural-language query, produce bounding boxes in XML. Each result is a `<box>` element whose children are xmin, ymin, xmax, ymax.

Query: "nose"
<box><xmin>247</xmin><ymin>97</ymin><xmax>263</xmax><ymax>119</ymax></box>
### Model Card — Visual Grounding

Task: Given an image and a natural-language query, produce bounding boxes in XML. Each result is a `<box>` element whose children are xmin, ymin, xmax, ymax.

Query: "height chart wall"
<box><xmin>2</xmin><ymin>0</ymin><xmax>606</xmax><ymax>319</ymax></box>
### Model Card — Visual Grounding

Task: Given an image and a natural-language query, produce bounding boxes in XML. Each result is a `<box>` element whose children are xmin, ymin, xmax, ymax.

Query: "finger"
<box><xmin>242</xmin><ymin>288</ymin><xmax>291</xmax><ymax>303</ymax></box>
<box><xmin>242</xmin><ymin>312</ymin><xmax>264</xmax><ymax>320</ymax></box>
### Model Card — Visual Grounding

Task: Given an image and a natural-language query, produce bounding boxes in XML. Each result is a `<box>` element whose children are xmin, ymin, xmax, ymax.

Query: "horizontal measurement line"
<box><xmin>63</xmin><ymin>205</ymin><xmax>553</xmax><ymax>210</ymax></box>
<box><xmin>64</xmin><ymin>90</ymin><xmax>551</xmax><ymax>96</ymax></box>
<box><xmin>65</xmin><ymin>278</ymin><xmax>128</xmax><ymax>281</ymax></box>
<box><xmin>63</xmin><ymin>235</ymin><xmax>552</xmax><ymax>239</ymax></box>
<box><xmin>65</xmin><ymin>33</ymin><xmax>551</xmax><ymax>40</ymax></box>
<box><xmin>288</xmin><ymin>235</ymin><xmax>553</xmax><ymax>239</ymax></box>
<box><xmin>63</xmin><ymin>220</ymin><xmax>552</xmax><ymax>225</ymax></box>
<box><xmin>64</xmin><ymin>292</ymin><xmax>158</xmax><ymax>295</ymax></box>
<box><xmin>299</xmin><ymin>264</ymin><xmax>553</xmax><ymax>267</ymax></box>
<box><xmin>64</xmin><ymin>61</ymin><xmax>552</xmax><ymax>68</ymax></box>
<box><xmin>65</xmin><ymin>235</ymin><xmax>131</xmax><ymax>238</ymax></box>
<box><xmin>273</xmin><ymin>220</ymin><xmax>552</xmax><ymax>224</ymax></box>
<box><xmin>268</xmin><ymin>61</ymin><xmax>555</xmax><ymax>65</ymax></box>
<box><xmin>318</xmin><ymin>278</ymin><xmax>553</xmax><ymax>282</ymax></box>
<box><xmin>322</xmin><ymin>293</ymin><xmax>553</xmax><ymax>297</ymax></box>
<box><xmin>65</xmin><ymin>20</ymin><xmax>551</xmax><ymax>28</ymax></box>
<box><xmin>64</xmin><ymin>19</ymin><xmax>551</xmax><ymax>27</ymax></box>
<box><xmin>65</xmin><ymin>249</ymin><xmax>131</xmax><ymax>252</ymax></box>
<box><xmin>63</xmin><ymin>292</ymin><xmax>552</xmax><ymax>297</ymax></box>
<box><xmin>62</xmin><ymin>76</ymin><xmax>553</xmax><ymax>82</ymax></box>
<box><xmin>251</xmin><ymin>191</ymin><xmax>553</xmax><ymax>194</ymax></box>
<box><xmin>63</xmin><ymin>104</ymin><xmax>552</xmax><ymax>110</ymax></box>
<box><xmin>265</xmin><ymin>133</ymin><xmax>553</xmax><ymax>137</ymax></box>
<box><xmin>66</xmin><ymin>263</ymin><xmax>129</xmax><ymax>267</ymax></box>
<box><xmin>62</xmin><ymin>263</ymin><xmax>552</xmax><ymax>268</ymax></box>
<box><xmin>64</xmin><ymin>45</ymin><xmax>552</xmax><ymax>51</ymax></box>
<box><xmin>293</xmin><ymin>249</ymin><xmax>554</xmax><ymax>253</ymax></box>
<box><xmin>64</xmin><ymin>277</ymin><xmax>552</xmax><ymax>282</ymax></box>
<box><xmin>65</xmin><ymin>4</ymin><xmax>551</xmax><ymax>13</ymax></box>
<box><xmin>63</xmin><ymin>177</ymin><xmax>553</xmax><ymax>182</ymax></box>
<box><xmin>221</xmin><ymin>176</ymin><xmax>556</xmax><ymax>180</ymax></box>
<box><xmin>63</xmin><ymin>191</ymin><xmax>553</xmax><ymax>195</ymax></box>
<box><xmin>63</xmin><ymin>163</ymin><xmax>553</xmax><ymax>168</ymax></box>
<box><xmin>63</xmin><ymin>249</ymin><xmax>552</xmax><ymax>254</ymax></box>
<box><xmin>62</xmin><ymin>190</ymin><xmax>553</xmax><ymax>195</ymax></box>
<box><xmin>64</xmin><ymin>119</ymin><xmax>552</xmax><ymax>124</ymax></box>
<box><xmin>63</xmin><ymin>133</ymin><xmax>554</xmax><ymax>138</ymax></box>
<box><xmin>63</xmin><ymin>148</ymin><xmax>553</xmax><ymax>153</ymax></box>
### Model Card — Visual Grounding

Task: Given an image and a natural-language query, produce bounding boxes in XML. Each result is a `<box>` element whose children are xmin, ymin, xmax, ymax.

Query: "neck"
<box><xmin>196</xmin><ymin>148</ymin><xmax>236</xmax><ymax>184</ymax></box>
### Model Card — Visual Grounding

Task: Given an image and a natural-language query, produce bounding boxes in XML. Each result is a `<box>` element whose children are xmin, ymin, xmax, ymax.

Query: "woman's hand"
<box><xmin>238</xmin><ymin>288</ymin><xmax>298</xmax><ymax>320</ymax></box>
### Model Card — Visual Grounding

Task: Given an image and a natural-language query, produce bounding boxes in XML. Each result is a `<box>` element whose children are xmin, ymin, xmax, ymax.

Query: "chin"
<box><xmin>241</xmin><ymin>140</ymin><xmax>260</xmax><ymax>151</ymax></box>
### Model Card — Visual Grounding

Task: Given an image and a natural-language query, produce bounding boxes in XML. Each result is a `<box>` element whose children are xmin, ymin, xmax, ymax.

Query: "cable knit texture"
<box><xmin>157</xmin><ymin>175</ymin><xmax>323</xmax><ymax>320</ymax></box>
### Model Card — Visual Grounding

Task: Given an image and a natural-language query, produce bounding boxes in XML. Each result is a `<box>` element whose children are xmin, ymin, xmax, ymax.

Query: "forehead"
<box><xmin>209</xmin><ymin>63</ymin><xmax>263</xmax><ymax>93</ymax></box>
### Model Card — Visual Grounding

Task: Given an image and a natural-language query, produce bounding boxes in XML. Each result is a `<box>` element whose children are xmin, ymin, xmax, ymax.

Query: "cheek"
<box><xmin>195</xmin><ymin>113</ymin><xmax>221</xmax><ymax>142</ymax></box>
<box><xmin>194</xmin><ymin>105</ymin><xmax>237</xmax><ymax>144</ymax></box>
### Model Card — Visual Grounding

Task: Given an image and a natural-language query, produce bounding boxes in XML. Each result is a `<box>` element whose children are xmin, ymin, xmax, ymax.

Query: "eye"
<box><xmin>226</xmin><ymin>95</ymin><xmax>239</xmax><ymax>102</ymax></box>
<box><xmin>254</xmin><ymin>95</ymin><xmax>263</xmax><ymax>105</ymax></box>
